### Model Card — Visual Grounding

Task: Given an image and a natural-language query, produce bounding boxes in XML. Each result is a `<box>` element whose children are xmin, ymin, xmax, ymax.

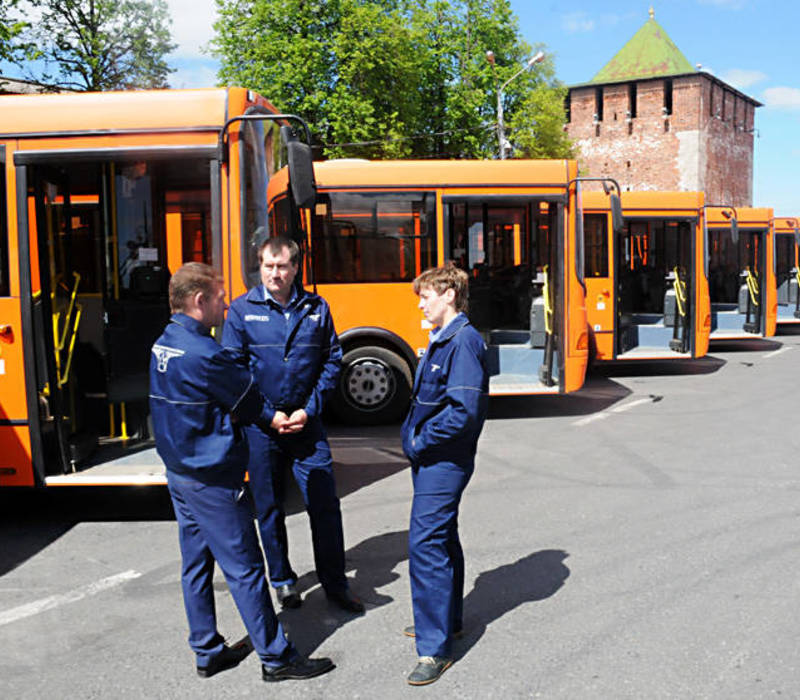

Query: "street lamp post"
<box><xmin>486</xmin><ymin>50</ymin><xmax>545</xmax><ymax>159</ymax></box>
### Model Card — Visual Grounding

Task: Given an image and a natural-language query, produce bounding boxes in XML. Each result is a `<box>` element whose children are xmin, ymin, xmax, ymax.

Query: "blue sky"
<box><xmin>3</xmin><ymin>0</ymin><xmax>797</xmax><ymax>214</ymax></box>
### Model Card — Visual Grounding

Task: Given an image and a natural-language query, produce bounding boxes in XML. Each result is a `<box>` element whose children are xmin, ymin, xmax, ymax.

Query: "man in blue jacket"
<box><xmin>401</xmin><ymin>263</ymin><xmax>489</xmax><ymax>686</ymax></box>
<box><xmin>150</xmin><ymin>262</ymin><xmax>334</xmax><ymax>683</ymax></box>
<box><xmin>222</xmin><ymin>237</ymin><xmax>362</xmax><ymax>613</ymax></box>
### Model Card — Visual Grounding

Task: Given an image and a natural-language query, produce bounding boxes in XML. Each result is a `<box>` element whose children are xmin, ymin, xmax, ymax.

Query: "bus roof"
<box><xmin>307</xmin><ymin>159</ymin><xmax>576</xmax><ymax>188</ymax></box>
<box><xmin>706</xmin><ymin>206</ymin><xmax>773</xmax><ymax>228</ymax></box>
<box><xmin>774</xmin><ymin>216</ymin><xmax>800</xmax><ymax>233</ymax></box>
<box><xmin>583</xmin><ymin>190</ymin><xmax>704</xmax><ymax>212</ymax></box>
<box><xmin>0</xmin><ymin>87</ymin><xmax>274</xmax><ymax>136</ymax></box>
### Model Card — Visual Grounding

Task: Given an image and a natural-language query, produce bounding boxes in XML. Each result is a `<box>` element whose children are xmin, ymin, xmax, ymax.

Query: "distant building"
<box><xmin>565</xmin><ymin>8</ymin><xmax>760</xmax><ymax>206</ymax></box>
<box><xmin>0</xmin><ymin>75</ymin><xmax>59</xmax><ymax>95</ymax></box>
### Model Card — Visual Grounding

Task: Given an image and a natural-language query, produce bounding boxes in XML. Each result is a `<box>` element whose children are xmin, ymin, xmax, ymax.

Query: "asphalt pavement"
<box><xmin>2</xmin><ymin>328</ymin><xmax>800</xmax><ymax>698</ymax></box>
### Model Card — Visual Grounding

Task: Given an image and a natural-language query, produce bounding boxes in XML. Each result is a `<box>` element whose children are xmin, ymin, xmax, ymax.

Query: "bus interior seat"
<box><xmin>105</xmin><ymin>265</ymin><xmax>171</xmax><ymax>407</ymax></box>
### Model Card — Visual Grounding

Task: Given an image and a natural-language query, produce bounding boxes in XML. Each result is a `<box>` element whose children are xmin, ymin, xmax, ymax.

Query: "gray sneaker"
<box><xmin>407</xmin><ymin>656</ymin><xmax>453</xmax><ymax>686</ymax></box>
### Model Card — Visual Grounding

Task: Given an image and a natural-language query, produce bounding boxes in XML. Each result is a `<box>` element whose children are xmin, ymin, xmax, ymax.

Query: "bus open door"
<box><xmin>773</xmin><ymin>217</ymin><xmax>800</xmax><ymax>326</ymax></box>
<box><xmin>583</xmin><ymin>190</ymin><xmax>710</xmax><ymax>361</ymax></box>
<box><xmin>706</xmin><ymin>206</ymin><xmax>776</xmax><ymax>340</ymax></box>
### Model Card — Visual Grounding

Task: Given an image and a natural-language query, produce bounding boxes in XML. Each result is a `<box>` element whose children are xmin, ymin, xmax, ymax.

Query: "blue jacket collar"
<box><xmin>244</xmin><ymin>282</ymin><xmax>307</xmax><ymax>306</ymax></box>
<box><xmin>430</xmin><ymin>312</ymin><xmax>469</xmax><ymax>345</ymax></box>
<box><xmin>171</xmin><ymin>312</ymin><xmax>212</xmax><ymax>336</ymax></box>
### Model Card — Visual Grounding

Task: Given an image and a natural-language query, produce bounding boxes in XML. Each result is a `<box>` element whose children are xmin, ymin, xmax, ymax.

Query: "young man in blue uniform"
<box><xmin>401</xmin><ymin>263</ymin><xmax>489</xmax><ymax>686</ymax></box>
<box><xmin>222</xmin><ymin>237</ymin><xmax>362</xmax><ymax>613</ymax></box>
<box><xmin>149</xmin><ymin>262</ymin><xmax>334</xmax><ymax>683</ymax></box>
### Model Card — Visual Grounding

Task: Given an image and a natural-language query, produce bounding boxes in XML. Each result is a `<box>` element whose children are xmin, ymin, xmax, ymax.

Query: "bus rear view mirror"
<box><xmin>610</xmin><ymin>193</ymin><xmax>624</xmax><ymax>236</ymax></box>
<box><xmin>286</xmin><ymin>139</ymin><xmax>317</xmax><ymax>209</ymax></box>
<box><xmin>794</xmin><ymin>227</ymin><xmax>800</xmax><ymax>248</ymax></box>
<box><xmin>730</xmin><ymin>217</ymin><xmax>739</xmax><ymax>245</ymax></box>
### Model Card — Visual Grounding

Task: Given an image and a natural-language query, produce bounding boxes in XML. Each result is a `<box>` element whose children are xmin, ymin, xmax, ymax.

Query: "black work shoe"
<box><xmin>403</xmin><ymin>625</ymin><xmax>464</xmax><ymax>639</ymax></box>
<box><xmin>407</xmin><ymin>656</ymin><xmax>453</xmax><ymax>686</ymax></box>
<box><xmin>276</xmin><ymin>583</ymin><xmax>302</xmax><ymax>609</ymax></box>
<box><xmin>196</xmin><ymin>640</ymin><xmax>252</xmax><ymax>678</ymax></box>
<box><xmin>326</xmin><ymin>589</ymin><xmax>365</xmax><ymax>613</ymax></box>
<box><xmin>262</xmin><ymin>656</ymin><xmax>335</xmax><ymax>682</ymax></box>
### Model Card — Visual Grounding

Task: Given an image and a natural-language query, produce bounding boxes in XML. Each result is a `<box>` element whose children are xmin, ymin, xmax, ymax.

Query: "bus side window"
<box><xmin>0</xmin><ymin>160</ymin><xmax>8</xmax><ymax>296</ymax></box>
<box><xmin>312</xmin><ymin>191</ymin><xmax>436</xmax><ymax>283</ymax></box>
<box><xmin>583</xmin><ymin>213</ymin><xmax>608</xmax><ymax>277</ymax></box>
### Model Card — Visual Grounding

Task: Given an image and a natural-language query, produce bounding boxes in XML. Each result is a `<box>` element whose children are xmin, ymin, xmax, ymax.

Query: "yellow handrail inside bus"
<box><xmin>794</xmin><ymin>267</ymin><xmax>800</xmax><ymax>289</ymax></box>
<box><xmin>52</xmin><ymin>272</ymin><xmax>83</xmax><ymax>388</ymax></box>
<box><xmin>745</xmin><ymin>267</ymin><xmax>759</xmax><ymax>306</ymax></box>
<box><xmin>673</xmin><ymin>266</ymin><xmax>687</xmax><ymax>318</ymax></box>
<box><xmin>542</xmin><ymin>265</ymin><xmax>553</xmax><ymax>334</ymax></box>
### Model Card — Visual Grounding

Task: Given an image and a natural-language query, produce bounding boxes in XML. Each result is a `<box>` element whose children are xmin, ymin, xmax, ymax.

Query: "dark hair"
<box><xmin>413</xmin><ymin>262</ymin><xmax>469</xmax><ymax>313</ymax></box>
<box><xmin>258</xmin><ymin>236</ymin><xmax>300</xmax><ymax>266</ymax></box>
<box><xmin>168</xmin><ymin>262</ymin><xmax>222</xmax><ymax>313</ymax></box>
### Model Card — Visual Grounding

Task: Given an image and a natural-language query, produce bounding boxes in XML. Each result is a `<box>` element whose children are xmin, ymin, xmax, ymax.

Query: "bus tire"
<box><xmin>332</xmin><ymin>345</ymin><xmax>413</xmax><ymax>425</ymax></box>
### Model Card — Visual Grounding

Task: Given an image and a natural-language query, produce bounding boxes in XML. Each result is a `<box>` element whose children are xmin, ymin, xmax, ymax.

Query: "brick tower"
<box><xmin>566</xmin><ymin>8</ymin><xmax>760</xmax><ymax>206</ymax></box>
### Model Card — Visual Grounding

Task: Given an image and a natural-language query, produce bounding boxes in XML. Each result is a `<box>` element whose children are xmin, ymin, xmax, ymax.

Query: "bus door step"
<box><xmin>68</xmin><ymin>432</ymin><xmax>99</xmax><ymax>468</ymax></box>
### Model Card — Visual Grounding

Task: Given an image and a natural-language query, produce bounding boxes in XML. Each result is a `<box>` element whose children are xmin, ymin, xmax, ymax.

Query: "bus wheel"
<box><xmin>333</xmin><ymin>346</ymin><xmax>412</xmax><ymax>425</ymax></box>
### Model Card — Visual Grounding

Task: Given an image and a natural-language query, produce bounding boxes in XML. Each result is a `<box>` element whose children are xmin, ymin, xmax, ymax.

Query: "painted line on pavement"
<box><xmin>0</xmin><ymin>570</ymin><xmax>142</xmax><ymax>627</ymax></box>
<box><xmin>572</xmin><ymin>412</ymin><xmax>609</xmax><ymax>427</ymax></box>
<box><xmin>611</xmin><ymin>397</ymin><xmax>655</xmax><ymax>413</ymax></box>
<box><xmin>572</xmin><ymin>396</ymin><xmax>658</xmax><ymax>426</ymax></box>
<box><xmin>763</xmin><ymin>346</ymin><xmax>792</xmax><ymax>360</ymax></box>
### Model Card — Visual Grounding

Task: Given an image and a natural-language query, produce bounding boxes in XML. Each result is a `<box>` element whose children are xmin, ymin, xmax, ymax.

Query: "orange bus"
<box><xmin>0</xmin><ymin>87</ymin><xmax>315</xmax><ymax>487</ymax></box>
<box><xmin>706</xmin><ymin>206</ymin><xmax>776</xmax><ymax>340</ymax></box>
<box><xmin>582</xmin><ymin>191</ymin><xmax>710</xmax><ymax>361</ymax></box>
<box><xmin>773</xmin><ymin>216</ymin><xmax>800</xmax><ymax>325</ymax></box>
<box><xmin>268</xmin><ymin>159</ymin><xmax>613</xmax><ymax>424</ymax></box>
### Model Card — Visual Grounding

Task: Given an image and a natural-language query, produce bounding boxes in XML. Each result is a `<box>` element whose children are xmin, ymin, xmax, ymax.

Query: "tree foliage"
<box><xmin>17</xmin><ymin>0</ymin><xmax>177</xmax><ymax>91</ymax></box>
<box><xmin>211</xmin><ymin>0</ymin><xmax>574</xmax><ymax>159</ymax></box>
<box><xmin>0</xmin><ymin>0</ymin><xmax>35</xmax><ymax>64</ymax></box>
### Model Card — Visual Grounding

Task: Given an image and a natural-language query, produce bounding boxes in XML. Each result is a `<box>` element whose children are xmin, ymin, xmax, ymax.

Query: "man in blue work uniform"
<box><xmin>149</xmin><ymin>262</ymin><xmax>334</xmax><ymax>683</ymax></box>
<box><xmin>222</xmin><ymin>237</ymin><xmax>363</xmax><ymax>613</ymax></box>
<box><xmin>401</xmin><ymin>263</ymin><xmax>489</xmax><ymax>686</ymax></box>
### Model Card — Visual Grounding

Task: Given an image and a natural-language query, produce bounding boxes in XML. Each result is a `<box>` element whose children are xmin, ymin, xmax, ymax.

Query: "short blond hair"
<box><xmin>169</xmin><ymin>262</ymin><xmax>222</xmax><ymax>313</ymax></box>
<box><xmin>412</xmin><ymin>262</ymin><xmax>468</xmax><ymax>313</ymax></box>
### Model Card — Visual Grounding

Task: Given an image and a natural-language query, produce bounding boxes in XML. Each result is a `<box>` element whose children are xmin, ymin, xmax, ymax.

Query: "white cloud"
<box><xmin>562</xmin><ymin>11</ymin><xmax>595</xmax><ymax>33</ymax></box>
<box><xmin>169</xmin><ymin>61</ymin><xmax>219</xmax><ymax>90</ymax></box>
<box><xmin>165</xmin><ymin>0</ymin><xmax>219</xmax><ymax>59</ymax></box>
<box><xmin>762</xmin><ymin>86</ymin><xmax>800</xmax><ymax>110</ymax></box>
<box><xmin>721</xmin><ymin>68</ymin><xmax>767</xmax><ymax>90</ymax></box>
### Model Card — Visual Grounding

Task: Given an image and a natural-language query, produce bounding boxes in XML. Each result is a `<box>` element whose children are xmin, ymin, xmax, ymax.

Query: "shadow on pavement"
<box><xmin>708</xmin><ymin>338</ymin><xmax>782</xmax><ymax>352</ymax></box>
<box><xmin>456</xmin><ymin>549</ymin><xmax>571</xmax><ymax>663</ymax></box>
<box><xmin>488</xmin><ymin>377</ymin><xmax>632</xmax><ymax>420</ymax></box>
<box><xmin>0</xmin><ymin>447</ymin><xmax>409</xmax><ymax>577</ymax></box>
<box><xmin>591</xmin><ymin>355</ymin><xmax>726</xmax><ymax>378</ymax></box>
<box><xmin>0</xmin><ymin>486</ymin><xmax>176</xmax><ymax>576</ymax></box>
<box><xmin>276</xmin><ymin>529</ymin><xmax>410</xmax><ymax>655</ymax></box>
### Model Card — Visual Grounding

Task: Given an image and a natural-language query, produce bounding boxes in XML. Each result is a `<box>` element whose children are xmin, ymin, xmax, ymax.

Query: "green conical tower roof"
<box><xmin>590</xmin><ymin>8</ymin><xmax>695</xmax><ymax>84</ymax></box>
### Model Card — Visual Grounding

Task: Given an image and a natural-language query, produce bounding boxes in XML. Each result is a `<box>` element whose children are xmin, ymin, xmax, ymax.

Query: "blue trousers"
<box><xmin>246</xmin><ymin>418</ymin><xmax>347</xmax><ymax>595</ymax></box>
<box><xmin>166</xmin><ymin>469</ymin><xmax>296</xmax><ymax>668</ymax></box>
<box><xmin>409</xmin><ymin>460</ymin><xmax>473</xmax><ymax>658</ymax></box>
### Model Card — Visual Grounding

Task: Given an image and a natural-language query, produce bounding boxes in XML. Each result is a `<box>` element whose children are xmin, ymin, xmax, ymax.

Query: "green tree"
<box><xmin>20</xmin><ymin>0</ymin><xmax>176</xmax><ymax>91</ymax></box>
<box><xmin>211</xmin><ymin>0</ymin><xmax>574</xmax><ymax>159</ymax></box>
<box><xmin>0</xmin><ymin>0</ymin><xmax>35</xmax><ymax>65</ymax></box>
<box><xmin>503</xmin><ymin>52</ymin><xmax>575</xmax><ymax>160</ymax></box>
